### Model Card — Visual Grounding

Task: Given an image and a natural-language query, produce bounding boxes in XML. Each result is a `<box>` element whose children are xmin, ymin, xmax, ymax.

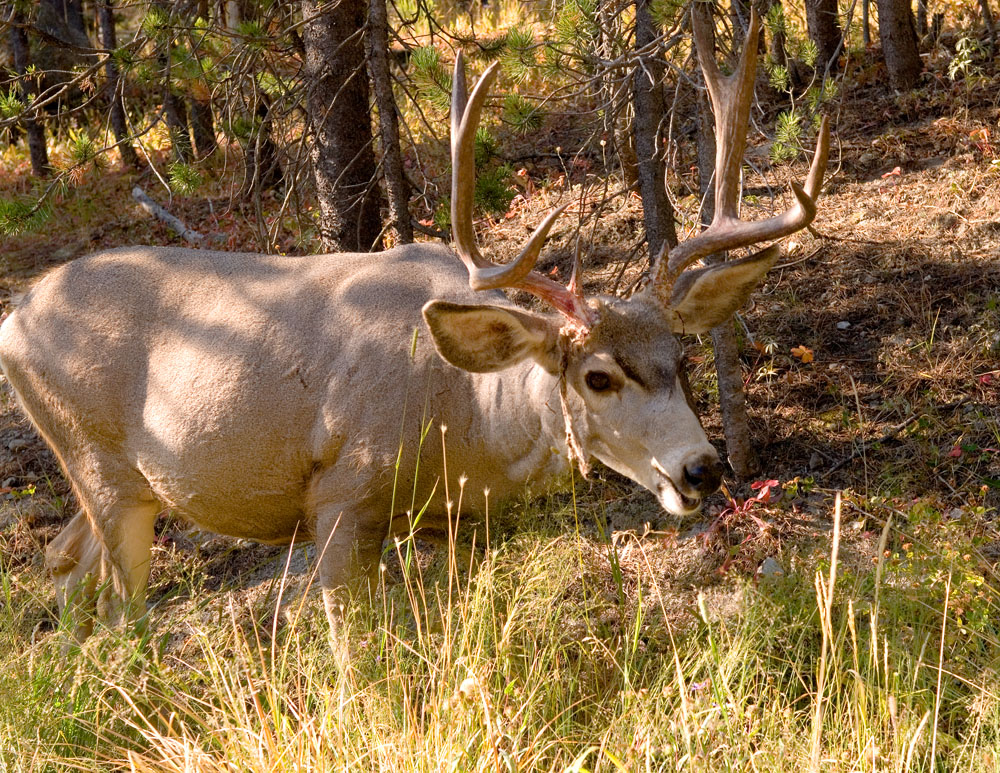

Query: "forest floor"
<box><xmin>1</xmin><ymin>50</ymin><xmax>1000</xmax><ymax>771</ymax></box>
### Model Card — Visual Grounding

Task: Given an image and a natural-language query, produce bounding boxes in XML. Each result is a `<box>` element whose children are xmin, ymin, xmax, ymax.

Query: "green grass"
<box><xmin>2</xmin><ymin>486</ymin><xmax>1000</xmax><ymax>771</ymax></box>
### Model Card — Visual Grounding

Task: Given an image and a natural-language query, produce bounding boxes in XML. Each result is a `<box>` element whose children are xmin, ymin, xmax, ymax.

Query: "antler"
<box><xmin>648</xmin><ymin>7</ymin><xmax>829</xmax><ymax>308</ymax></box>
<box><xmin>450</xmin><ymin>52</ymin><xmax>596</xmax><ymax>327</ymax></box>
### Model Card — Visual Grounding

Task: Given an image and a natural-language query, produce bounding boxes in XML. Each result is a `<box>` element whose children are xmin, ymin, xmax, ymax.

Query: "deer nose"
<box><xmin>683</xmin><ymin>456</ymin><xmax>723</xmax><ymax>496</ymax></box>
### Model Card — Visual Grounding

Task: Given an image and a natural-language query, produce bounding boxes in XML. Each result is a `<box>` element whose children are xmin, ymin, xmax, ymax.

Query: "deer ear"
<box><xmin>422</xmin><ymin>301</ymin><xmax>562</xmax><ymax>374</ymax></box>
<box><xmin>665</xmin><ymin>245</ymin><xmax>780</xmax><ymax>335</ymax></box>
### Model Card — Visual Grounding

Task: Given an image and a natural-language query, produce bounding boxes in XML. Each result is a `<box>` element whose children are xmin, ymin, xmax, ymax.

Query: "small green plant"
<box><xmin>553</xmin><ymin>0</ymin><xmax>600</xmax><ymax>64</ymax></box>
<box><xmin>168</xmin><ymin>162</ymin><xmax>204</xmax><ymax>195</ymax></box>
<box><xmin>474</xmin><ymin>162</ymin><xmax>516</xmax><ymax>216</ymax></box>
<box><xmin>651</xmin><ymin>0</ymin><xmax>686</xmax><ymax>29</ymax></box>
<box><xmin>223</xmin><ymin>115</ymin><xmax>256</xmax><ymax>141</ymax></box>
<box><xmin>0</xmin><ymin>89</ymin><xmax>22</xmax><ymax>120</ymax></box>
<box><xmin>410</xmin><ymin>45</ymin><xmax>451</xmax><ymax>113</ymax></box>
<box><xmin>473</xmin><ymin>125</ymin><xmax>498</xmax><ymax>167</ymax></box>
<box><xmin>111</xmin><ymin>45</ymin><xmax>137</xmax><ymax>74</ymax></box>
<box><xmin>770</xmin><ymin>108</ymin><xmax>803</xmax><ymax>163</ymax></box>
<box><xmin>948</xmin><ymin>35</ymin><xmax>984</xmax><ymax>80</ymax></box>
<box><xmin>501</xmin><ymin>26</ymin><xmax>536</xmax><ymax>83</ymax></box>
<box><xmin>470</xmin><ymin>126</ymin><xmax>516</xmax><ymax>216</ymax></box>
<box><xmin>141</xmin><ymin>4</ymin><xmax>171</xmax><ymax>38</ymax></box>
<box><xmin>235</xmin><ymin>19</ymin><xmax>268</xmax><ymax>48</ymax></box>
<box><xmin>767</xmin><ymin>60</ymin><xmax>790</xmax><ymax>92</ymax></box>
<box><xmin>0</xmin><ymin>196</ymin><xmax>52</xmax><ymax>236</ymax></box>
<box><xmin>503</xmin><ymin>93</ymin><xmax>544</xmax><ymax>134</ymax></box>
<box><xmin>67</xmin><ymin>129</ymin><xmax>101</xmax><ymax>168</ymax></box>
<box><xmin>805</xmin><ymin>78</ymin><xmax>839</xmax><ymax>113</ymax></box>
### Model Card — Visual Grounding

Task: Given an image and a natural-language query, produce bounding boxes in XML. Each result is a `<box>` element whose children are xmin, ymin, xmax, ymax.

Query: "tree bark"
<box><xmin>862</xmin><ymin>0</ymin><xmax>871</xmax><ymax>45</ymax></box>
<box><xmin>877</xmin><ymin>0</ymin><xmax>922</xmax><ymax>89</ymax></box>
<box><xmin>805</xmin><ymin>0</ymin><xmax>842</xmax><ymax>71</ymax></box>
<box><xmin>301</xmin><ymin>0</ymin><xmax>382</xmax><ymax>253</ymax></box>
<box><xmin>164</xmin><ymin>87</ymin><xmax>194</xmax><ymax>162</ymax></box>
<box><xmin>97</xmin><ymin>1</ymin><xmax>140</xmax><ymax>168</ymax></box>
<box><xmin>189</xmin><ymin>98</ymin><xmax>217</xmax><ymax>159</ymax></box>
<box><xmin>980</xmin><ymin>0</ymin><xmax>997</xmax><ymax>53</ymax></box>
<box><xmin>64</xmin><ymin>0</ymin><xmax>87</xmax><ymax>37</ymax></box>
<box><xmin>242</xmin><ymin>98</ymin><xmax>284</xmax><ymax>194</ymax></box>
<box><xmin>694</xmin><ymin>29</ymin><xmax>758</xmax><ymax>480</ymax></box>
<box><xmin>9</xmin><ymin>10</ymin><xmax>51</xmax><ymax>178</ymax></box>
<box><xmin>633</xmin><ymin>0</ymin><xmax>677</xmax><ymax>263</ymax></box>
<box><xmin>367</xmin><ymin>0</ymin><xmax>413</xmax><ymax>244</ymax></box>
<box><xmin>730</xmin><ymin>0</ymin><xmax>750</xmax><ymax>50</ymax></box>
<box><xmin>916</xmin><ymin>0</ymin><xmax>928</xmax><ymax>37</ymax></box>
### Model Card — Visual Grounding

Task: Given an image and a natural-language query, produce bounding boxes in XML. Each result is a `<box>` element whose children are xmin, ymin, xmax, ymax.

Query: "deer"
<box><xmin>0</xmin><ymin>9</ymin><xmax>826</xmax><ymax>645</ymax></box>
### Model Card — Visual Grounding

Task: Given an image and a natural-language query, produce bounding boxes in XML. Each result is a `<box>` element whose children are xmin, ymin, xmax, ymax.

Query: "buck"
<box><xmin>0</xmin><ymin>10</ymin><xmax>826</xmax><ymax>642</ymax></box>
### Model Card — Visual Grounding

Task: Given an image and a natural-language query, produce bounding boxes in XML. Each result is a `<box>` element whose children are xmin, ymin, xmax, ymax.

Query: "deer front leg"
<box><xmin>307</xmin><ymin>461</ymin><xmax>389</xmax><ymax>662</ymax></box>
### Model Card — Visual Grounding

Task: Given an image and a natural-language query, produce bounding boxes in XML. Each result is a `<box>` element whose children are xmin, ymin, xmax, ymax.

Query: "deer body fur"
<box><xmin>0</xmin><ymin>244</ymin><xmax>582</xmax><ymax>627</ymax></box>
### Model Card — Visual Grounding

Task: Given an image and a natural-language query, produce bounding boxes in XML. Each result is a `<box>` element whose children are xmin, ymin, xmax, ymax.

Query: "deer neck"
<box><xmin>472</xmin><ymin>361</ymin><xmax>573</xmax><ymax>487</ymax></box>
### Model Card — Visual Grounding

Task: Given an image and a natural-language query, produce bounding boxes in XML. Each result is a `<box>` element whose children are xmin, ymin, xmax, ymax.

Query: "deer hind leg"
<box><xmin>43</xmin><ymin>454</ymin><xmax>160</xmax><ymax>636</ymax></box>
<box><xmin>45</xmin><ymin>509</ymin><xmax>101</xmax><ymax>641</ymax></box>
<box><xmin>4</xmin><ymin>357</ymin><xmax>161</xmax><ymax>636</ymax></box>
<box><xmin>47</xmin><ymin>492</ymin><xmax>160</xmax><ymax>637</ymax></box>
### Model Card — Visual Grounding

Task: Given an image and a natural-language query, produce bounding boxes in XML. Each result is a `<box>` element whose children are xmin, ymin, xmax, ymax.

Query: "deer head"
<box><xmin>425</xmin><ymin>10</ymin><xmax>828</xmax><ymax>515</ymax></box>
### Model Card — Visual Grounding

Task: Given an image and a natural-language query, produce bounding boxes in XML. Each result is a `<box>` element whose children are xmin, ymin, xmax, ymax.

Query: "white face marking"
<box><xmin>573</xmin><ymin>359</ymin><xmax>720</xmax><ymax>516</ymax></box>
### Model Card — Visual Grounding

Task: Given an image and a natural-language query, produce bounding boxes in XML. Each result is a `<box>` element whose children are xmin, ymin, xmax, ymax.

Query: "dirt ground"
<box><xmin>1</xmin><ymin>54</ymin><xmax>999</xmax><ymax>636</ymax></box>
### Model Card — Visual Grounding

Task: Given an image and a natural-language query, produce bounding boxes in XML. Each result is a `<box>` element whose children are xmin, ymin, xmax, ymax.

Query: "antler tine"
<box><xmin>449</xmin><ymin>53</ymin><xmax>596</xmax><ymax>327</ymax></box>
<box><xmin>647</xmin><ymin>7</ymin><xmax>829</xmax><ymax>308</ymax></box>
<box><xmin>451</xmin><ymin>52</ymin><xmax>498</xmax><ymax>273</ymax></box>
<box><xmin>803</xmin><ymin>114</ymin><xmax>830</xmax><ymax>200</ymax></box>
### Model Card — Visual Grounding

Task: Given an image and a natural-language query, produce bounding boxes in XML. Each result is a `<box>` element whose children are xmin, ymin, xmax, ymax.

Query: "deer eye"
<box><xmin>585</xmin><ymin>371</ymin><xmax>613</xmax><ymax>392</ymax></box>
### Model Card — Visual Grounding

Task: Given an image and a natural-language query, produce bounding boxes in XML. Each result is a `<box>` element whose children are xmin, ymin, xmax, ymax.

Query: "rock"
<box><xmin>809</xmin><ymin>452</ymin><xmax>824</xmax><ymax>470</ymax></box>
<box><xmin>757</xmin><ymin>557</ymin><xmax>785</xmax><ymax>580</ymax></box>
<box><xmin>836</xmin><ymin>321</ymin><xmax>851</xmax><ymax>330</ymax></box>
<box><xmin>1</xmin><ymin>477</ymin><xmax>15</xmax><ymax>488</ymax></box>
<box><xmin>6</xmin><ymin>438</ymin><xmax>28</xmax><ymax>452</ymax></box>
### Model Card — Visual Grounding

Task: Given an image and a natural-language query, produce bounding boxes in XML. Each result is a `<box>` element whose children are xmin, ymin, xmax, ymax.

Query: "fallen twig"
<box><xmin>823</xmin><ymin>398</ymin><xmax>971</xmax><ymax>476</ymax></box>
<box><xmin>131</xmin><ymin>187</ymin><xmax>206</xmax><ymax>244</ymax></box>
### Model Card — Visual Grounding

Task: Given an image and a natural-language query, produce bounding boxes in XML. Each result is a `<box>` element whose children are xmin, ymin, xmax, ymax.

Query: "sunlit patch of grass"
<box><xmin>2</xmin><ymin>483</ymin><xmax>1000</xmax><ymax>770</ymax></box>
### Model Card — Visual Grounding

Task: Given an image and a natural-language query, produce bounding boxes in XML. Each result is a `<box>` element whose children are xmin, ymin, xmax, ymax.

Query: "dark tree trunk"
<box><xmin>37</xmin><ymin>0</ymin><xmax>91</xmax><ymax>46</ymax></box>
<box><xmin>163</xmin><ymin>88</ymin><xmax>194</xmax><ymax>162</ymax></box>
<box><xmin>980</xmin><ymin>0</ymin><xmax>997</xmax><ymax>52</ymax></box>
<box><xmin>189</xmin><ymin>98</ymin><xmax>217</xmax><ymax>160</ymax></box>
<box><xmin>730</xmin><ymin>0</ymin><xmax>750</xmax><ymax>50</ymax></box>
<box><xmin>64</xmin><ymin>0</ymin><xmax>87</xmax><ymax>36</ymax></box>
<box><xmin>242</xmin><ymin>98</ymin><xmax>284</xmax><ymax>194</ymax></box>
<box><xmin>301</xmin><ymin>0</ymin><xmax>382</xmax><ymax>253</ymax></box>
<box><xmin>151</xmin><ymin>1</ymin><xmax>193</xmax><ymax>162</ymax></box>
<box><xmin>760</xmin><ymin>0</ymin><xmax>796</xmax><ymax>88</ymax></box>
<box><xmin>183</xmin><ymin>0</ymin><xmax>217</xmax><ymax>160</ymax></box>
<box><xmin>877</xmin><ymin>0</ymin><xmax>922</xmax><ymax>89</ymax></box>
<box><xmin>805</xmin><ymin>0</ymin><xmax>843</xmax><ymax>71</ymax></box>
<box><xmin>97</xmin><ymin>1</ymin><xmax>140</xmax><ymax>168</ymax></box>
<box><xmin>633</xmin><ymin>0</ymin><xmax>677</xmax><ymax>262</ymax></box>
<box><xmin>9</xmin><ymin>11</ymin><xmax>51</xmax><ymax>178</ymax></box>
<box><xmin>862</xmin><ymin>0</ymin><xmax>871</xmax><ymax>45</ymax></box>
<box><xmin>367</xmin><ymin>0</ymin><xmax>413</xmax><ymax>244</ymax></box>
<box><xmin>916</xmin><ymin>0</ymin><xmax>928</xmax><ymax>37</ymax></box>
<box><xmin>694</xmin><ymin>25</ymin><xmax>758</xmax><ymax>480</ymax></box>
